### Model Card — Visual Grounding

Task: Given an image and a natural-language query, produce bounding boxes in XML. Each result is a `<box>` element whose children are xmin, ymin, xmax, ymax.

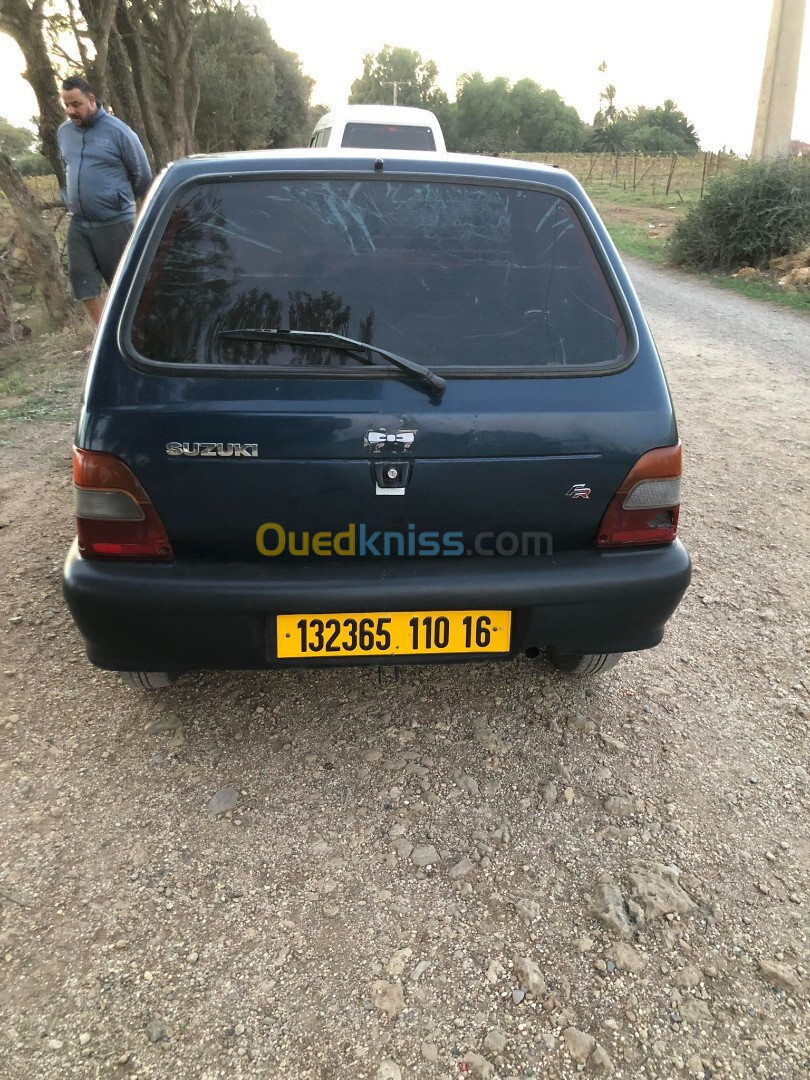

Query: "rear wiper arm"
<box><xmin>217</xmin><ymin>328</ymin><xmax>446</xmax><ymax>398</ymax></box>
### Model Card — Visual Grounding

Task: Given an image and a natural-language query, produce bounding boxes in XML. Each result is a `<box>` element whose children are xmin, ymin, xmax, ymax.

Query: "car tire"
<box><xmin>548</xmin><ymin>650</ymin><xmax>623</xmax><ymax>675</ymax></box>
<box><xmin>118</xmin><ymin>671</ymin><xmax>177</xmax><ymax>690</ymax></box>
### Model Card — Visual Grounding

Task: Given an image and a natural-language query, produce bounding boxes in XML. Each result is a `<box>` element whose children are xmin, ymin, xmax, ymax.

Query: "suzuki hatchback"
<box><xmin>63</xmin><ymin>150</ymin><xmax>690</xmax><ymax>687</ymax></box>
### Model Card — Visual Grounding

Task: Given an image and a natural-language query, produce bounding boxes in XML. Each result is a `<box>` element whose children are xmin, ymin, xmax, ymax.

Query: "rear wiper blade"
<box><xmin>217</xmin><ymin>328</ymin><xmax>446</xmax><ymax>398</ymax></box>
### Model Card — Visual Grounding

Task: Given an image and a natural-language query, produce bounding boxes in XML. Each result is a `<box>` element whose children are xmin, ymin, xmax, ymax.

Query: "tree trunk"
<box><xmin>0</xmin><ymin>256</ymin><xmax>19</xmax><ymax>345</ymax></box>
<box><xmin>0</xmin><ymin>0</ymin><xmax>66</xmax><ymax>188</ymax></box>
<box><xmin>76</xmin><ymin>0</ymin><xmax>119</xmax><ymax>105</ymax></box>
<box><xmin>106</xmin><ymin>24</ymin><xmax>152</xmax><ymax>156</ymax></box>
<box><xmin>75</xmin><ymin>0</ymin><xmax>153</xmax><ymax>165</ymax></box>
<box><xmin>0</xmin><ymin>153</ymin><xmax>73</xmax><ymax>329</ymax></box>
<box><xmin>116</xmin><ymin>0</ymin><xmax>171</xmax><ymax>169</ymax></box>
<box><xmin>185</xmin><ymin>46</ymin><xmax>200</xmax><ymax>148</ymax></box>
<box><xmin>161</xmin><ymin>0</ymin><xmax>197</xmax><ymax>157</ymax></box>
<box><xmin>67</xmin><ymin>0</ymin><xmax>93</xmax><ymax>75</ymax></box>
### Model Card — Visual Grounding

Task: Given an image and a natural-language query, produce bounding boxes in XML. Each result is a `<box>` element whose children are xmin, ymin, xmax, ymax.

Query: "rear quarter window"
<box><xmin>129</xmin><ymin>176</ymin><xmax>630</xmax><ymax>374</ymax></box>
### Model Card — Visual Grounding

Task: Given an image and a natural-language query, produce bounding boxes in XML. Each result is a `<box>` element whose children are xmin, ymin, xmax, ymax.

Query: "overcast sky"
<box><xmin>2</xmin><ymin>0</ymin><xmax>808</xmax><ymax>153</ymax></box>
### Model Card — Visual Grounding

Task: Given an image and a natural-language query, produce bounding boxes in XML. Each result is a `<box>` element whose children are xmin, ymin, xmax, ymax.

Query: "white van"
<box><xmin>309</xmin><ymin>104</ymin><xmax>446</xmax><ymax>152</ymax></box>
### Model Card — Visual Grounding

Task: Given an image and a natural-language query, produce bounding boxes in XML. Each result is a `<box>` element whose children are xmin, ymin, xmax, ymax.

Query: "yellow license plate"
<box><xmin>276</xmin><ymin>610</ymin><xmax>511</xmax><ymax>659</ymax></box>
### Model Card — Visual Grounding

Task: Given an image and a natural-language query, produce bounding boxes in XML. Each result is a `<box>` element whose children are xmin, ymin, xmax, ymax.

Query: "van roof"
<box><xmin>313</xmin><ymin>104</ymin><xmax>442</xmax><ymax>129</ymax></box>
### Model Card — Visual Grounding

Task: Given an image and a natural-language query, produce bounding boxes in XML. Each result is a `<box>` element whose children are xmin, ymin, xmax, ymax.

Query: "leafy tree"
<box><xmin>433</xmin><ymin>99</ymin><xmax>458</xmax><ymax>150</ymax></box>
<box><xmin>592</xmin><ymin>80</ymin><xmax>700</xmax><ymax>154</ymax></box>
<box><xmin>350</xmin><ymin>46</ymin><xmax>448</xmax><ymax>110</ymax></box>
<box><xmin>0</xmin><ymin>117</ymin><xmax>36</xmax><ymax>157</ymax></box>
<box><xmin>455</xmin><ymin>72</ymin><xmax>515</xmax><ymax>153</ymax></box>
<box><xmin>591</xmin><ymin>81</ymin><xmax>632</xmax><ymax>151</ymax></box>
<box><xmin>630</xmin><ymin>100</ymin><xmax>699</xmax><ymax>154</ymax></box>
<box><xmin>590</xmin><ymin>118</ymin><xmax>633</xmax><ymax>153</ymax></box>
<box><xmin>0</xmin><ymin>0</ymin><xmax>315</xmax><ymax>332</ymax></box>
<box><xmin>597</xmin><ymin>83</ymin><xmax>620</xmax><ymax>124</ymax></box>
<box><xmin>12</xmin><ymin>151</ymin><xmax>52</xmax><ymax>175</ymax></box>
<box><xmin>265</xmin><ymin>43</ymin><xmax>313</xmax><ymax>148</ymax></box>
<box><xmin>454</xmin><ymin>73</ymin><xmax>584</xmax><ymax>153</ymax></box>
<box><xmin>0</xmin><ymin>117</ymin><xmax>50</xmax><ymax>174</ymax></box>
<box><xmin>510</xmin><ymin>79</ymin><xmax>584</xmax><ymax>152</ymax></box>
<box><xmin>194</xmin><ymin>5</ymin><xmax>313</xmax><ymax>151</ymax></box>
<box><xmin>0</xmin><ymin>0</ymin><xmax>67</xmax><ymax>184</ymax></box>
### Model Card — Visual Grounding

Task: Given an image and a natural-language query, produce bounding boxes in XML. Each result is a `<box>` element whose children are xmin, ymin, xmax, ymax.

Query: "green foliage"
<box><xmin>511</xmin><ymin>79</ymin><xmax>585</xmax><ymax>152</ymax></box>
<box><xmin>13</xmin><ymin>152</ymin><xmax>53</xmax><ymax>176</ymax></box>
<box><xmin>630</xmin><ymin>101</ymin><xmax>699</xmax><ymax>154</ymax></box>
<box><xmin>592</xmin><ymin>89</ymin><xmax>700</xmax><ymax>155</ymax></box>
<box><xmin>453</xmin><ymin>73</ymin><xmax>585</xmax><ymax>154</ymax></box>
<box><xmin>590</xmin><ymin>119</ymin><xmax>633</xmax><ymax>154</ymax></box>
<box><xmin>349</xmin><ymin>46</ymin><xmax>448</xmax><ymax>110</ymax></box>
<box><xmin>668</xmin><ymin>157</ymin><xmax>810</xmax><ymax>271</ymax></box>
<box><xmin>193</xmin><ymin>5</ymin><xmax>313</xmax><ymax>152</ymax></box>
<box><xmin>0</xmin><ymin>117</ymin><xmax>35</xmax><ymax>158</ymax></box>
<box><xmin>629</xmin><ymin>126</ymin><xmax>691</xmax><ymax>154</ymax></box>
<box><xmin>0</xmin><ymin>117</ymin><xmax>51</xmax><ymax>174</ymax></box>
<box><xmin>454</xmin><ymin>73</ymin><xmax>513</xmax><ymax>152</ymax></box>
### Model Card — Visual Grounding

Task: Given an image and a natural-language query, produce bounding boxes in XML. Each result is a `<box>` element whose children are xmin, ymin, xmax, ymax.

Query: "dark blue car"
<box><xmin>63</xmin><ymin>149</ymin><xmax>690</xmax><ymax>687</ymax></box>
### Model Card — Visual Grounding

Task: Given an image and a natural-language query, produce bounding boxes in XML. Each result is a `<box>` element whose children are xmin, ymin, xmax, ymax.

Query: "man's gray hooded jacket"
<box><xmin>58</xmin><ymin>105</ymin><xmax>152</xmax><ymax>228</ymax></box>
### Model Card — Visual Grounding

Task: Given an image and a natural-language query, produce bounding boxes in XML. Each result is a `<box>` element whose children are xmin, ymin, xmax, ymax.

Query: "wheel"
<box><xmin>548</xmin><ymin>650</ymin><xmax>623</xmax><ymax>675</ymax></box>
<box><xmin>117</xmin><ymin>671</ymin><xmax>177</xmax><ymax>689</ymax></box>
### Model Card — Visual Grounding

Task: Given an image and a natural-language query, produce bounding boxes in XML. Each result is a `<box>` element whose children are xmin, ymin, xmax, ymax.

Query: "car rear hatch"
<box><xmin>79</xmin><ymin>163</ymin><xmax>677</xmax><ymax>563</ymax></box>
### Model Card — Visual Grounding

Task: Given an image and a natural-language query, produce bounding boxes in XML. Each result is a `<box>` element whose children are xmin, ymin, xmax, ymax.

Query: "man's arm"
<box><xmin>118</xmin><ymin>124</ymin><xmax>153</xmax><ymax>199</ymax></box>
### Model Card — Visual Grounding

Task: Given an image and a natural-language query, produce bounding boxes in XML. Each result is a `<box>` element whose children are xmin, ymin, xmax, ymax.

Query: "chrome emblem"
<box><xmin>166</xmin><ymin>441</ymin><xmax>258</xmax><ymax>458</ymax></box>
<box><xmin>364</xmin><ymin>429</ymin><xmax>416</xmax><ymax>453</ymax></box>
<box><xmin>566</xmin><ymin>483</ymin><xmax>591</xmax><ymax>499</ymax></box>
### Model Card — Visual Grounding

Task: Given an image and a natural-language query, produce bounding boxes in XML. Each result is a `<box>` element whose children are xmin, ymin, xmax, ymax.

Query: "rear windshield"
<box><xmin>341</xmin><ymin>123</ymin><xmax>436</xmax><ymax>150</ymax></box>
<box><xmin>130</xmin><ymin>177</ymin><xmax>629</xmax><ymax>372</ymax></box>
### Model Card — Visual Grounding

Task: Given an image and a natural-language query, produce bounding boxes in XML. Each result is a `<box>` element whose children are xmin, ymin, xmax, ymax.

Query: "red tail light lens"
<box><xmin>596</xmin><ymin>445</ymin><xmax>682</xmax><ymax>548</ymax></box>
<box><xmin>73</xmin><ymin>448</ymin><xmax>173</xmax><ymax>560</ymax></box>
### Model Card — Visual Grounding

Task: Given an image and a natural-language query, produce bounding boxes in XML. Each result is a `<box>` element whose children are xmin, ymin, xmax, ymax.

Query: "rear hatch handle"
<box><xmin>217</xmin><ymin>329</ymin><xmax>446</xmax><ymax>399</ymax></box>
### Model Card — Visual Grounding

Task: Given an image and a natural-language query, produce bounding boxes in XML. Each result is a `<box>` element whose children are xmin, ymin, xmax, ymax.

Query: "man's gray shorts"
<box><xmin>67</xmin><ymin>218</ymin><xmax>134</xmax><ymax>302</ymax></box>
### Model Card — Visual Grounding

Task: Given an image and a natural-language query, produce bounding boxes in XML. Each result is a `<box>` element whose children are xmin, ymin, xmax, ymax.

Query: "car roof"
<box><xmin>160</xmin><ymin>149</ymin><xmax>582</xmax><ymax>198</ymax></box>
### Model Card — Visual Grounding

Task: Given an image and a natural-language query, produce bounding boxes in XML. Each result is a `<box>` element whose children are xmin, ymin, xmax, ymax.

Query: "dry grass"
<box><xmin>515</xmin><ymin>150</ymin><xmax>734</xmax><ymax>198</ymax></box>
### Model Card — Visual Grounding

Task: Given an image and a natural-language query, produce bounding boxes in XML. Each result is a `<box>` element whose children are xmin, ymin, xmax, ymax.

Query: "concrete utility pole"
<box><xmin>751</xmin><ymin>0</ymin><xmax>806</xmax><ymax>159</ymax></box>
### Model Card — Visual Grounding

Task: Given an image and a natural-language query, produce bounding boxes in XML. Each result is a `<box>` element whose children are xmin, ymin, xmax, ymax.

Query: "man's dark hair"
<box><xmin>62</xmin><ymin>75</ymin><xmax>95</xmax><ymax>97</ymax></box>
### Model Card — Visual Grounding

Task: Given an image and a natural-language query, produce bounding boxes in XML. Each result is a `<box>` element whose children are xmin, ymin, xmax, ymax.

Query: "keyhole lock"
<box><xmin>372</xmin><ymin>461</ymin><xmax>412</xmax><ymax>494</ymax></box>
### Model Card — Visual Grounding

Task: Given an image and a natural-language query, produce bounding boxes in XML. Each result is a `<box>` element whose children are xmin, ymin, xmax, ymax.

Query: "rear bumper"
<box><xmin>63</xmin><ymin>540</ymin><xmax>691</xmax><ymax>671</ymax></box>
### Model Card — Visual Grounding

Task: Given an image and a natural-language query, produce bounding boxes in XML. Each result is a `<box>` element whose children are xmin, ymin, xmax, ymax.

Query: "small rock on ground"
<box><xmin>207</xmin><ymin>786</ymin><xmax>238</xmax><ymax>817</ymax></box>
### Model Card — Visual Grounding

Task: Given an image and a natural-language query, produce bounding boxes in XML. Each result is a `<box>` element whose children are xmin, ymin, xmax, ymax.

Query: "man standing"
<box><xmin>58</xmin><ymin>76</ymin><xmax>152</xmax><ymax>325</ymax></box>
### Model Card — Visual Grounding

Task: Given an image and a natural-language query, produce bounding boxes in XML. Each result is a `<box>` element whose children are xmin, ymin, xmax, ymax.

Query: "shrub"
<box><xmin>668</xmin><ymin>157</ymin><xmax>810</xmax><ymax>271</ymax></box>
<box><xmin>13</xmin><ymin>152</ymin><xmax>53</xmax><ymax>177</ymax></box>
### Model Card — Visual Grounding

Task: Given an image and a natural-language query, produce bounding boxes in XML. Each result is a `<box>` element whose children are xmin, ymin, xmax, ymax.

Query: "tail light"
<box><xmin>596</xmin><ymin>445</ymin><xmax>681</xmax><ymax>548</ymax></box>
<box><xmin>73</xmin><ymin>448</ymin><xmax>173</xmax><ymax>560</ymax></box>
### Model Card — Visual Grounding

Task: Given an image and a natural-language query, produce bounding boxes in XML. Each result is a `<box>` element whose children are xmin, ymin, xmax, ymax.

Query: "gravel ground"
<box><xmin>0</xmin><ymin>263</ymin><xmax>808</xmax><ymax>1080</ymax></box>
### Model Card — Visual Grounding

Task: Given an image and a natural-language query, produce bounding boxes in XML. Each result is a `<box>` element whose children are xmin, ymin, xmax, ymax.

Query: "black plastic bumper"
<box><xmin>63</xmin><ymin>540</ymin><xmax>691</xmax><ymax>671</ymax></box>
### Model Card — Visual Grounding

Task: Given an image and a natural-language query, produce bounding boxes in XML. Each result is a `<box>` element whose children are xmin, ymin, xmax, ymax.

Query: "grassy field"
<box><xmin>0</xmin><ymin>326</ymin><xmax>89</xmax><ymax>428</ymax></box>
<box><xmin>518</xmin><ymin>149</ymin><xmax>732</xmax><ymax>198</ymax></box>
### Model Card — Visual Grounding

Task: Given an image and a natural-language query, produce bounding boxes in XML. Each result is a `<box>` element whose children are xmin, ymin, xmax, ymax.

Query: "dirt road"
<box><xmin>1</xmin><ymin>263</ymin><xmax>808</xmax><ymax>1080</ymax></box>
